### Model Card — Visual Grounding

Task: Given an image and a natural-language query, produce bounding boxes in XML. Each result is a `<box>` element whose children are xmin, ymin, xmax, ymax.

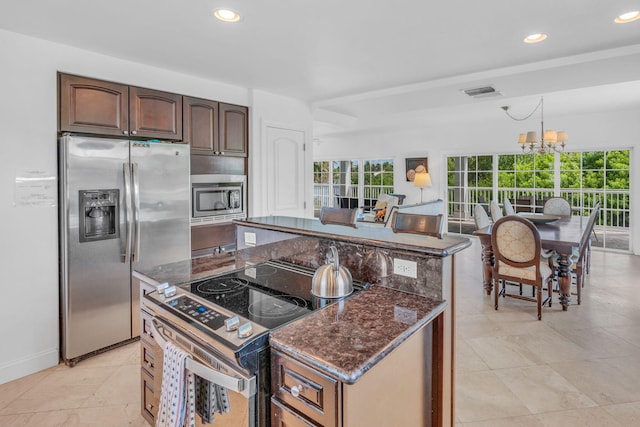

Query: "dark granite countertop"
<box><xmin>269</xmin><ymin>285</ymin><xmax>447</xmax><ymax>384</ymax></box>
<box><xmin>235</xmin><ymin>216</ymin><xmax>471</xmax><ymax>257</ymax></box>
<box><xmin>132</xmin><ymin>253</ymin><xmax>239</xmax><ymax>286</ymax></box>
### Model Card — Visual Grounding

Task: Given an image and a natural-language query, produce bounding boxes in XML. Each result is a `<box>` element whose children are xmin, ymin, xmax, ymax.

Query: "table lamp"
<box><xmin>414</xmin><ymin>172</ymin><xmax>431</xmax><ymax>203</ymax></box>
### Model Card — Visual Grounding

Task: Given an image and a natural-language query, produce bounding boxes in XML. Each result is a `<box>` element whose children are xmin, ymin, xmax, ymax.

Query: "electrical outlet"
<box><xmin>393</xmin><ymin>258</ymin><xmax>417</xmax><ymax>278</ymax></box>
<box><xmin>244</xmin><ymin>232</ymin><xmax>256</xmax><ymax>246</ymax></box>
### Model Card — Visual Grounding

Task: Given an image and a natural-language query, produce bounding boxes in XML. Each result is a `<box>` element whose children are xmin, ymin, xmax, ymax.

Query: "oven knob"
<box><xmin>225</xmin><ymin>316</ymin><xmax>240</xmax><ymax>332</ymax></box>
<box><xmin>238</xmin><ymin>322</ymin><xmax>253</xmax><ymax>339</ymax></box>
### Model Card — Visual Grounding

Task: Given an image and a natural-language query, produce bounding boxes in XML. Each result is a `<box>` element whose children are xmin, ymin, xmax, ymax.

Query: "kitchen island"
<box><xmin>134</xmin><ymin>215</ymin><xmax>470</xmax><ymax>426</ymax></box>
<box><xmin>234</xmin><ymin>216</ymin><xmax>471</xmax><ymax>426</ymax></box>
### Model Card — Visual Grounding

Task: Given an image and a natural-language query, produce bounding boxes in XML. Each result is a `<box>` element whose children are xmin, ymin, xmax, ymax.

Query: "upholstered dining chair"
<box><xmin>491</xmin><ymin>216</ymin><xmax>553</xmax><ymax>320</ymax></box>
<box><xmin>543</xmin><ymin>197</ymin><xmax>571</xmax><ymax>216</ymax></box>
<box><xmin>391</xmin><ymin>212</ymin><xmax>445</xmax><ymax>238</ymax></box>
<box><xmin>473</xmin><ymin>204</ymin><xmax>490</xmax><ymax>230</ymax></box>
<box><xmin>319</xmin><ymin>207</ymin><xmax>358</xmax><ymax>228</ymax></box>
<box><xmin>503</xmin><ymin>198</ymin><xmax>516</xmax><ymax>216</ymax></box>
<box><xmin>490</xmin><ymin>200</ymin><xmax>503</xmax><ymax>221</ymax></box>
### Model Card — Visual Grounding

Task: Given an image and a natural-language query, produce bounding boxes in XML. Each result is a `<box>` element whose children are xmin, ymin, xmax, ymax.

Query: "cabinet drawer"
<box><xmin>271</xmin><ymin>398</ymin><xmax>321</xmax><ymax>427</ymax></box>
<box><xmin>141</xmin><ymin>367</ymin><xmax>159</xmax><ymax>425</ymax></box>
<box><xmin>140</xmin><ymin>339</ymin><xmax>162</xmax><ymax>378</ymax></box>
<box><xmin>140</xmin><ymin>310</ymin><xmax>158</xmax><ymax>348</ymax></box>
<box><xmin>272</xmin><ymin>351</ymin><xmax>338</xmax><ymax>427</ymax></box>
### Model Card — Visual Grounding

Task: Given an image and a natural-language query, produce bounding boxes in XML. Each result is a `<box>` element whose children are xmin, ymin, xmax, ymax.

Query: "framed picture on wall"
<box><xmin>405</xmin><ymin>157</ymin><xmax>428</xmax><ymax>181</ymax></box>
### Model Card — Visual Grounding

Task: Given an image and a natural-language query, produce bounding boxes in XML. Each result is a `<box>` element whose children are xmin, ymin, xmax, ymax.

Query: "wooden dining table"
<box><xmin>473</xmin><ymin>214</ymin><xmax>590</xmax><ymax>311</ymax></box>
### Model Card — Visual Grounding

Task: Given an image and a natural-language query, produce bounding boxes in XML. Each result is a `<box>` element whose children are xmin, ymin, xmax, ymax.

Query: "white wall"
<box><xmin>249</xmin><ymin>90</ymin><xmax>313</xmax><ymax>217</ymax></box>
<box><xmin>314</xmin><ymin>108</ymin><xmax>640</xmax><ymax>254</ymax></box>
<box><xmin>0</xmin><ymin>29</ymin><xmax>311</xmax><ymax>383</ymax></box>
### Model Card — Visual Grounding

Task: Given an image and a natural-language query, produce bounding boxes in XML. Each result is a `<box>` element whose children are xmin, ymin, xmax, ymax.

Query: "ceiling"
<box><xmin>2</xmin><ymin>0</ymin><xmax>640</xmax><ymax>134</ymax></box>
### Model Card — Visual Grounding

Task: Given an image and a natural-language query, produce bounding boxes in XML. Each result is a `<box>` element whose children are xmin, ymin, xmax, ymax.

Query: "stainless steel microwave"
<box><xmin>191</xmin><ymin>174</ymin><xmax>246</xmax><ymax>224</ymax></box>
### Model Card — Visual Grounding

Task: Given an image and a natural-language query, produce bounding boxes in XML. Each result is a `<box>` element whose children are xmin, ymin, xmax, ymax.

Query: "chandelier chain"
<box><xmin>503</xmin><ymin>98</ymin><xmax>543</xmax><ymax>121</ymax></box>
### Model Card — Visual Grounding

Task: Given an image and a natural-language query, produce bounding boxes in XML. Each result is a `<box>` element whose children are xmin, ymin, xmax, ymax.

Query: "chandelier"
<box><xmin>501</xmin><ymin>97</ymin><xmax>568</xmax><ymax>154</ymax></box>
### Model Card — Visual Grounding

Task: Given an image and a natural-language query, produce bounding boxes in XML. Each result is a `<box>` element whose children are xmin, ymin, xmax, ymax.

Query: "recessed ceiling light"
<box><xmin>214</xmin><ymin>8</ymin><xmax>241</xmax><ymax>22</ymax></box>
<box><xmin>524</xmin><ymin>33</ymin><xmax>548</xmax><ymax>43</ymax></box>
<box><xmin>614</xmin><ymin>11</ymin><xmax>640</xmax><ymax>23</ymax></box>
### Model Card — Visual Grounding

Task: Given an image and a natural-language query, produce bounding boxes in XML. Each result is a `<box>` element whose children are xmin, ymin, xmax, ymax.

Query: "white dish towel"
<box><xmin>156</xmin><ymin>341</ymin><xmax>196</xmax><ymax>427</ymax></box>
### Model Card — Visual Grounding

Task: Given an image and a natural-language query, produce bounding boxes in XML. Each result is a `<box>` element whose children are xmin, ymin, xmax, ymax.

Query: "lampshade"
<box><xmin>517</xmin><ymin>133</ymin><xmax>526</xmax><ymax>145</ymax></box>
<box><xmin>413</xmin><ymin>172</ymin><xmax>432</xmax><ymax>189</ymax></box>
<box><xmin>525</xmin><ymin>131</ymin><xmax>538</xmax><ymax>144</ymax></box>
<box><xmin>557</xmin><ymin>131</ymin><xmax>568</xmax><ymax>143</ymax></box>
<box><xmin>543</xmin><ymin>130</ymin><xmax>558</xmax><ymax>144</ymax></box>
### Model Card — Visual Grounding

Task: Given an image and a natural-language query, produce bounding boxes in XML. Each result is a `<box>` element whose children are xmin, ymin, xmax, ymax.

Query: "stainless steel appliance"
<box><xmin>59</xmin><ymin>134</ymin><xmax>190</xmax><ymax>365</ymax></box>
<box><xmin>142</xmin><ymin>261</ymin><xmax>366</xmax><ymax>427</ymax></box>
<box><xmin>191</xmin><ymin>174</ymin><xmax>246</xmax><ymax>225</ymax></box>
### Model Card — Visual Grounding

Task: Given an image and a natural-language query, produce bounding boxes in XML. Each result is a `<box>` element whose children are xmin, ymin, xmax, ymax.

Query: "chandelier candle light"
<box><xmin>501</xmin><ymin>97</ymin><xmax>568</xmax><ymax>154</ymax></box>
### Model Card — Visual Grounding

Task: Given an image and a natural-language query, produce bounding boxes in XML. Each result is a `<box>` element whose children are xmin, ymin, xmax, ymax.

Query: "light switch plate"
<box><xmin>393</xmin><ymin>258</ymin><xmax>417</xmax><ymax>278</ymax></box>
<box><xmin>244</xmin><ymin>232</ymin><xmax>256</xmax><ymax>246</ymax></box>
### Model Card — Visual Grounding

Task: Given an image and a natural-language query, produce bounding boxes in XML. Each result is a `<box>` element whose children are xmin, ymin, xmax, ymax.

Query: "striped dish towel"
<box><xmin>156</xmin><ymin>341</ymin><xmax>196</xmax><ymax>427</ymax></box>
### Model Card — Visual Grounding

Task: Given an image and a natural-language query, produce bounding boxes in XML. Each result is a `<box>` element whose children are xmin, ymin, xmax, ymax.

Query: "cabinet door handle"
<box><xmin>219</xmin><ymin>151</ymin><xmax>224</xmax><ymax>155</ymax></box>
<box><xmin>131</xmin><ymin>130</ymin><xmax>137</xmax><ymax>135</ymax></box>
<box><xmin>290</xmin><ymin>384</ymin><xmax>305</xmax><ymax>397</ymax></box>
<box><xmin>145</xmin><ymin>360</ymin><xmax>154</xmax><ymax>369</ymax></box>
<box><xmin>146</xmin><ymin>403</ymin><xmax>154</xmax><ymax>411</ymax></box>
<box><xmin>123</xmin><ymin>130</ymin><xmax>129</xmax><ymax>135</ymax></box>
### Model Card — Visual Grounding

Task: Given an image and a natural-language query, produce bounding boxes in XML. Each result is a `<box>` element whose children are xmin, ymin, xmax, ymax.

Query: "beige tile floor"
<box><xmin>1</xmin><ymin>238</ymin><xmax>639</xmax><ymax>426</ymax></box>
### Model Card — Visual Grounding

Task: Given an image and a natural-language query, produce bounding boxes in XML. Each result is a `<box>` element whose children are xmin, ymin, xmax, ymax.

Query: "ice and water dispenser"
<box><xmin>78</xmin><ymin>190</ymin><xmax>119</xmax><ymax>242</ymax></box>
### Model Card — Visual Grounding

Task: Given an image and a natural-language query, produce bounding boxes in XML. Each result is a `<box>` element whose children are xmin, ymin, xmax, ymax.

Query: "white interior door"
<box><xmin>265</xmin><ymin>125</ymin><xmax>306</xmax><ymax>217</ymax></box>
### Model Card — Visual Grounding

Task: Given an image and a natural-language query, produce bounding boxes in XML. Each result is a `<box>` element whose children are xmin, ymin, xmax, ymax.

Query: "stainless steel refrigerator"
<box><xmin>59</xmin><ymin>134</ymin><xmax>190</xmax><ymax>365</ymax></box>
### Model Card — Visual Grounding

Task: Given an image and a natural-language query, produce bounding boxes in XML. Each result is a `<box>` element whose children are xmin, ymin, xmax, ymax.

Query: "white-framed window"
<box><xmin>313</xmin><ymin>158</ymin><xmax>394</xmax><ymax>211</ymax></box>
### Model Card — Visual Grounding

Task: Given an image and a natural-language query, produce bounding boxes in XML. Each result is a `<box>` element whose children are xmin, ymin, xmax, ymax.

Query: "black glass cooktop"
<box><xmin>186</xmin><ymin>261</ymin><xmax>327</xmax><ymax>330</ymax></box>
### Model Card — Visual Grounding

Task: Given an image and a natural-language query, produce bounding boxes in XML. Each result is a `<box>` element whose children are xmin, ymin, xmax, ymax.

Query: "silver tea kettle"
<box><xmin>312</xmin><ymin>245</ymin><xmax>353</xmax><ymax>298</ymax></box>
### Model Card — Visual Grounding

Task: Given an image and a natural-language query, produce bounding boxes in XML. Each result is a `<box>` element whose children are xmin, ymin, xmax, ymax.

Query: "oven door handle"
<box><xmin>150</xmin><ymin>319</ymin><xmax>256</xmax><ymax>398</ymax></box>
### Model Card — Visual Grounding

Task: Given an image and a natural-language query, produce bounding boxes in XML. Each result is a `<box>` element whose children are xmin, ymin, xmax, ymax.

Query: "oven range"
<box><xmin>142</xmin><ymin>260</ymin><xmax>366</xmax><ymax>427</ymax></box>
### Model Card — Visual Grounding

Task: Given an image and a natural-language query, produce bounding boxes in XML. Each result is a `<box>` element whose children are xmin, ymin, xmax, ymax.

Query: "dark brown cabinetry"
<box><xmin>184</xmin><ymin>97</ymin><xmax>248</xmax><ymax>157</ymax></box>
<box><xmin>58</xmin><ymin>73</ymin><xmax>183</xmax><ymax>141</ymax></box>
<box><xmin>59</xmin><ymin>74</ymin><xmax>129</xmax><ymax>137</ymax></box>
<box><xmin>183</xmin><ymin>96</ymin><xmax>219</xmax><ymax>155</ymax></box>
<box><xmin>129</xmin><ymin>86</ymin><xmax>182</xmax><ymax>140</ymax></box>
<box><xmin>219</xmin><ymin>103</ymin><xmax>248</xmax><ymax>157</ymax></box>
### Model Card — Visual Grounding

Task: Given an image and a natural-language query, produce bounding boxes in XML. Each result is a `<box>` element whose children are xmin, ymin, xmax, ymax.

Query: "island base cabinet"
<box><xmin>342</xmin><ymin>323</ymin><xmax>435</xmax><ymax>427</ymax></box>
<box><xmin>272</xmin><ymin>398</ymin><xmax>321</xmax><ymax>427</ymax></box>
<box><xmin>271</xmin><ymin>318</ymin><xmax>440</xmax><ymax>427</ymax></box>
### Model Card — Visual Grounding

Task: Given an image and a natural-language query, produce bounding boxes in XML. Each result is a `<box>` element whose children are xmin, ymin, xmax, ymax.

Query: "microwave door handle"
<box><xmin>122</xmin><ymin>162</ymin><xmax>133</xmax><ymax>263</ymax></box>
<box><xmin>131</xmin><ymin>162</ymin><xmax>141</xmax><ymax>262</ymax></box>
<box><xmin>149</xmin><ymin>320</ymin><xmax>256</xmax><ymax>398</ymax></box>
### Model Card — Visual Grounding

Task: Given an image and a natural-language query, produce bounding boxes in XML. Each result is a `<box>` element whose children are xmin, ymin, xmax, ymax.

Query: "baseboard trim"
<box><xmin>0</xmin><ymin>348</ymin><xmax>59</xmax><ymax>384</ymax></box>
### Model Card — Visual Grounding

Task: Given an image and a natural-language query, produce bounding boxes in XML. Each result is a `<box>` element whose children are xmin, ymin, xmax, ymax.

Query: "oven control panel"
<box><xmin>167</xmin><ymin>295</ymin><xmax>228</xmax><ymax>330</ymax></box>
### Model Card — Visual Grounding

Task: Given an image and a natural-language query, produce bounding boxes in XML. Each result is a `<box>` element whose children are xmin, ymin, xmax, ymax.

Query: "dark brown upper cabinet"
<box><xmin>58</xmin><ymin>73</ymin><xmax>182</xmax><ymax>141</ymax></box>
<box><xmin>59</xmin><ymin>74</ymin><xmax>129</xmax><ymax>137</ymax></box>
<box><xmin>183</xmin><ymin>96</ymin><xmax>219</xmax><ymax>156</ymax></box>
<box><xmin>129</xmin><ymin>86</ymin><xmax>182</xmax><ymax>140</ymax></box>
<box><xmin>219</xmin><ymin>103</ymin><xmax>248</xmax><ymax>157</ymax></box>
<box><xmin>184</xmin><ymin>99</ymin><xmax>248</xmax><ymax>157</ymax></box>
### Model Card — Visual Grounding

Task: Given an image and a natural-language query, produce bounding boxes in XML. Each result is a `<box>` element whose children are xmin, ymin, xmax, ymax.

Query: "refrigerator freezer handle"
<box><xmin>131</xmin><ymin>162</ymin><xmax>141</xmax><ymax>262</ymax></box>
<box><xmin>122</xmin><ymin>163</ymin><xmax>133</xmax><ymax>263</ymax></box>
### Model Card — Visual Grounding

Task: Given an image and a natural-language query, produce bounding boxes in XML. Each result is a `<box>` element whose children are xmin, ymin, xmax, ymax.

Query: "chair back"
<box><xmin>391</xmin><ymin>212</ymin><xmax>444</xmax><ymax>238</ymax></box>
<box><xmin>490</xmin><ymin>200</ymin><xmax>503</xmax><ymax>221</ymax></box>
<box><xmin>543</xmin><ymin>197</ymin><xmax>571</xmax><ymax>216</ymax></box>
<box><xmin>473</xmin><ymin>204</ymin><xmax>490</xmax><ymax>230</ymax></box>
<box><xmin>491</xmin><ymin>216</ymin><xmax>541</xmax><ymax>274</ymax></box>
<box><xmin>503</xmin><ymin>198</ymin><xmax>516</xmax><ymax>216</ymax></box>
<box><xmin>319</xmin><ymin>207</ymin><xmax>358</xmax><ymax>228</ymax></box>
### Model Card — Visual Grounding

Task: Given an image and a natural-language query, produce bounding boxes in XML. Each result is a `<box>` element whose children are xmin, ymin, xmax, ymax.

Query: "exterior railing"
<box><xmin>447</xmin><ymin>187</ymin><xmax>630</xmax><ymax>230</ymax></box>
<box><xmin>313</xmin><ymin>184</ymin><xmax>393</xmax><ymax>208</ymax></box>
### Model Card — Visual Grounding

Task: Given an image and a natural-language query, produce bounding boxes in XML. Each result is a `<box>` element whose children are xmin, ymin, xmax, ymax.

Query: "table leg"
<box><xmin>479</xmin><ymin>238</ymin><xmax>494</xmax><ymax>295</ymax></box>
<box><xmin>557</xmin><ymin>253</ymin><xmax>572</xmax><ymax>310</ymax></box>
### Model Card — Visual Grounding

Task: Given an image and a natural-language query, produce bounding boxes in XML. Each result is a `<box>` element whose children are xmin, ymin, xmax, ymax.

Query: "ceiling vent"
<box><xmin>461</xmin><ymin>85</ymin><xmax>503</xmax><ymax>98</ymax></box>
